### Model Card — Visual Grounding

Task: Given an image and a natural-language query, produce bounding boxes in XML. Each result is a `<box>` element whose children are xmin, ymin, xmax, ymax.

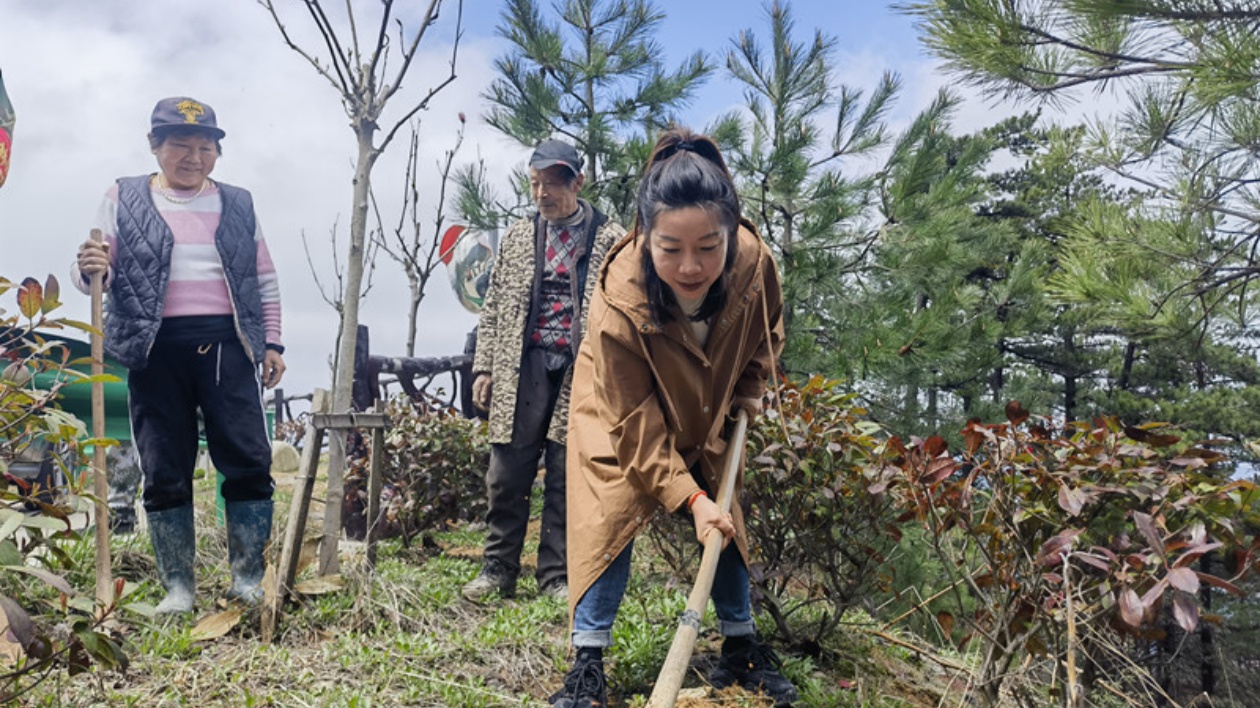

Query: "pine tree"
<box><xmin>478</xmin><ymin>0</ymin><xmax>711</xmax><ymax>223</ymax></box>
<box><xmin>979</xmin><ymin>116</ymin><xmax>1120</xmax><ymax>426</ymax></box>
<box><xmin>718</xmin><ymin>1</ymin><xmax>898</xmax><ymax>373</ymax></box>
<box><xmin>901</xmin><ymin>0</ymin><xmax>1260</xmax><ymax>335</ymax></box>
<box><xmin>850</xmin><ymin>94</ymin><xmax>1041</xmax><ymax>436</ymax></box>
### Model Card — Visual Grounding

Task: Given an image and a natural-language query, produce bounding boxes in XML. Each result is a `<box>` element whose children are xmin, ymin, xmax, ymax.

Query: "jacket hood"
<box><xmin>597</xmin><ymin>216</ymin><xmax>766</xmax><ymax>332</ymax></box>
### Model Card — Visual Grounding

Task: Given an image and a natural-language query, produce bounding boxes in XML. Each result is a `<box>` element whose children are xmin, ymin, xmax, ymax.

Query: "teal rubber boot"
<box><xmin>224</xmin><ymin>499</ymin><xmax>274</xmax><ymax>604</ymax></box>
<box><xmin>147</xmin><ymin>505</ymin><xmax>196</xmax><ymax>614</ymax></box>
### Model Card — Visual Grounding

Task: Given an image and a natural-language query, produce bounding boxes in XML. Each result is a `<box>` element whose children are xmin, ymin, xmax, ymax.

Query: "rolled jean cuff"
<box><xmin>720</xmin><ymin>619</ymin><xmax>756</xmax><ymax>637</ymax></box>
<box><xmin>571</xmin><ymin>629</ymin><xmax>613</xmax><ymax>649</ymax></box>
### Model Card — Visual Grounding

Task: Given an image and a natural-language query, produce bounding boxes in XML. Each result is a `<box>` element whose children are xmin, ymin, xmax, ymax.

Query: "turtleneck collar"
<box><xmin>549</xmin><ymin>203</ymin><xmax>586</xmax><ymax>228</ymax></box>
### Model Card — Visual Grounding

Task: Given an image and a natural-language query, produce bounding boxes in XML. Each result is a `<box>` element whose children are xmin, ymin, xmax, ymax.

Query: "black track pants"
<box><xmin>128</xmin><ymin>339</ymin><xmax>274</xmax><ymax>512</ymax></box>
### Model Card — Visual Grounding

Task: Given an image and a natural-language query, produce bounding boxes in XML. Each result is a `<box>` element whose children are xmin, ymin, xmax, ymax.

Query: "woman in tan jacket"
<box><xmin>550</xmin><ymin>129</ymin><xmax>795</xmax><ymax>708</ymax></box>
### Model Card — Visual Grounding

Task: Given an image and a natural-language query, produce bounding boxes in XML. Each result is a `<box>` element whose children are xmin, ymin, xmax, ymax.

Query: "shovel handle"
<box><xmin>647</xmin><ymin>409</ymin><xmax>749</xmax><ymax>707</ymax></box>
<box><xmin>89</xmin><ymin>228</ymin><xmax>113</xmax><ymax>607</ymax></box>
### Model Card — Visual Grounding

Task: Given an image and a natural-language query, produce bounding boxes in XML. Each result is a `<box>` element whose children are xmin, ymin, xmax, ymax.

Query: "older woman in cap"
<box><xmin>73</xmin><ymin>96</ymin><xmax>285</xmax><ymax>613</ymax></box>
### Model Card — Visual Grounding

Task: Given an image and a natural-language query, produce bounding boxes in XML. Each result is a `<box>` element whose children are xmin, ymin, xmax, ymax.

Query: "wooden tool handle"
<box><xmin>647</xmin><ymin>410</ymin><xmax>749</xmax><ymax>707</ymax></box>
<box><xmin>89</xmin><ymin>228</ymin><xmax>113</xmax><ymax>607</ymax></box>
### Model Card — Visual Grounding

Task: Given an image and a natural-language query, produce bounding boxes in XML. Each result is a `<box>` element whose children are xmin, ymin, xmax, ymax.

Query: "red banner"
<box><xmin>0</xmin><ymin>70</ymin><xmax>14</xmax><ymax>189</ymax></box>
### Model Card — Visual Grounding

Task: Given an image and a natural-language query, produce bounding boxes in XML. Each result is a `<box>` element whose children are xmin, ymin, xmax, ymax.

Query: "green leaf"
<box><xmin>41</xmin><ymin>275</ymin><xmax>61</xmax><ymax>313</ymax></box>
<box><xmin>3</xmin><ymin>565</ymin><xmax>74</xmax><ymax>596</ymax></box>
<box><xmin>18</xmin><ymin>512</ymin><xmax>71</xmax><ymax>533</ymax></box>
<box><xmin>74</xmin><ymin>629</ymin><xmax>127</xmax><ymax>671</ymax></box>
<box><xmin>63</xmin><ymin>596</ymin><xmax>97</xmax><ymax>615</ymax></box>
<box><xmin>0</xmin><ymin>509</ymin><xmax>23</xmax><ymax>540</ymax></box>
<box><xmin>0</xmin><ymin>541</ymin><xmax>21</xmax><ymax>567</ymax></box>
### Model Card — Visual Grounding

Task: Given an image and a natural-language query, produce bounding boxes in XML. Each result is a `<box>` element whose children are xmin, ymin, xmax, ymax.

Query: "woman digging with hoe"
<box><xmin>551</xmin><ymin>128</ymin><xmax>798</xmax><ymax>707</ymax></box>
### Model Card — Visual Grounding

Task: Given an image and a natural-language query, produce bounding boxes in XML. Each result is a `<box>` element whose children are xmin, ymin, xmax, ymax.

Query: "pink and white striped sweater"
<box><xmin>74</xmin><ymin>179</ymin><xmax>283</xmax><ymax>348</ymax></box>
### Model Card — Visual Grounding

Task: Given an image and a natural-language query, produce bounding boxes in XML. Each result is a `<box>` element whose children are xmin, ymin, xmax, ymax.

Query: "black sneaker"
<box><xmin>461</xmin><ymin>557</ymin><xmax>518</xmax><ymax>601</ymax></box>
<box><xmin>708</xmin><ymin>636</ymin><xmax>798</xmax><ymax>706</ymax></box>
<box><xmin>549</xmin><ymin>648</ymin><xmax>607</xmax><ymax>708</ymax></box>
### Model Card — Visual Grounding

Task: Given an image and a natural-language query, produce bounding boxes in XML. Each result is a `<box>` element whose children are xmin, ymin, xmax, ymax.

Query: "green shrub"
<box><xmin>344</xmin><ymin>394</ymin><xmax>489</xmax><ymax>546</ymax></box>
<box><xmin>646</xmin><ymin>376</ymin><xmax>903</xmax><ymax>647</ymax></box>
<box><xmin>882</xmin><ymin>401</ymin><xmax>1260</xmax><ymax>707</ymax></box>
<box><xmin>0</xmin><ymin>275</ymin><xmax>127</xmax><ymax>700</ymax></box>
<box><xmin>742</xmin><ymin>376</ymin><xmax>902</xmax><ymax>646</ymax></box>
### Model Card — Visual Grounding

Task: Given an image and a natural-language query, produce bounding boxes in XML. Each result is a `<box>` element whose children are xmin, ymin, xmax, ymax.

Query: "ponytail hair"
<box><xmin>637</xmin><ymin>127</ymin><xmax>741</xmax><ymax>325</ymax></box>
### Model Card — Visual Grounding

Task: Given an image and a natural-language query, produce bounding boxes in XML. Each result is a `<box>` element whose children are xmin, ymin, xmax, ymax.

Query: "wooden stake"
<box><xmin>647</xmin><ymin>410</ymin><xmax>749</xmax><ymax>708</ymax></box>
<box><xmin>88</xmin><ymin>228</ymin><xmax>113</xmax><ymax>608</ymax></box>
<box><xmin>262</xmin><ymin>392</ymin><xmax>389</xmax><ymax>642</ymax></box>
<box><xmin>365</xmin><ymin>425</ymin><xmax>385</xmax><ymax>570</ymax></box>
<box><xmin>263</xmin><ymin>389</ymin><xmax>328</xmax><ymax>643</ymax></box>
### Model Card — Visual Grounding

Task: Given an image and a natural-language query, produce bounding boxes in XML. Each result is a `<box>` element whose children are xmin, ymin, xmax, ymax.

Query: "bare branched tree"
<box><xmin>259</xmin><ymin>0</ymin><xmax>463</xmax><ymax>574</ymax></box>
<box><xmin>371</xmin><ymin>116</ymin><xmax>466</xmax><ymax>357</ymax></box>
<box><xmin>300</xmin><ymin>216</ymin><xmax>379</xmax><ymax>379</ymax></box>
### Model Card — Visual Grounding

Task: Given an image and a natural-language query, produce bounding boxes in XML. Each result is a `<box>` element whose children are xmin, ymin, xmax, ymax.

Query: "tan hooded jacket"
<box><xmin>565</xmin><ymin>218</ymin><xmax>784</xmax><ymax>618</ymax></box>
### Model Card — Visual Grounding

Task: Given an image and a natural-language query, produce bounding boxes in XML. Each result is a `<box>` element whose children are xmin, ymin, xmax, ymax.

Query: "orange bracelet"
<box><xmin>686</xmin><ymin>490</ymin><xmax>708</xmax><ymax>511</ymax></box>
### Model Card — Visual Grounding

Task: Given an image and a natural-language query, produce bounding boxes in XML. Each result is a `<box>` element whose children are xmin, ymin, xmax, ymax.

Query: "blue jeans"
<box><xmin>571</xmin><ymin>538</ymin><xmax>756</xmax><ymax>648</ymax></box>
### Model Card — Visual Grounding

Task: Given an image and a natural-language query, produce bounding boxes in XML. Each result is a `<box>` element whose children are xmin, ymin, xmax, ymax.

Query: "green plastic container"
<box><xmin>29</xmin><ymin>335</ymin><xmax>130</xmax><ymax>442</ymax></box>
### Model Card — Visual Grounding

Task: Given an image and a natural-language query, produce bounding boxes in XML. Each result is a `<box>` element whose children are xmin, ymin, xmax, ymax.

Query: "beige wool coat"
<box><xmin>565</xmin><ymin>219</ymin><xmax>784</xmax><ymax>618</ymax></box>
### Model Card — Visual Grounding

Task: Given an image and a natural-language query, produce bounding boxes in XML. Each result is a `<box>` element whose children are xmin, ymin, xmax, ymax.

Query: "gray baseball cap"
<box><xmin>529</xmin><ymin>139</ymin><xmax>581</xmax><ymax>176</ymax></box>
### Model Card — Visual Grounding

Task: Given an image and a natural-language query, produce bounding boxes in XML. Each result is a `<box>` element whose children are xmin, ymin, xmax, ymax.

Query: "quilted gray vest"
<box><xmin>106</xmin><ymin>175</ymin><xmax>265</xmax><ymax>370</ymax></box>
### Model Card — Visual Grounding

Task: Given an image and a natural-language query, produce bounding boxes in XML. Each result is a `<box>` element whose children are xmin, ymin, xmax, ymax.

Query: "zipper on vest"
<box><xmin>213</xmin><ymin>190</ymin><xmax>259</xmax><ymax>364</ymax></box>
<box><xmin>214</xmin><ymin>238</ymin><xmax>256</xmax><ymax>363</ymax></box>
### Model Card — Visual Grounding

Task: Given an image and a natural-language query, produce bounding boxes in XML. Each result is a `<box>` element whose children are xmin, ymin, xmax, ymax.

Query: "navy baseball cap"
<box><xmin>529</xmin><ymin>139</ymin><xmax>581</xmax><ymax>176</ymax></box>
<box><xmin>150</xmin><ymin>96</ymin><xmax>225</xmax><ymax>140</ymax></box>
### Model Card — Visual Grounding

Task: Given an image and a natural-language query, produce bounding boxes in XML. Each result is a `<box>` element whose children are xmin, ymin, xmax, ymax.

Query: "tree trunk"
<box><xmin>927</xmin><ymin>382</ymin><xmax>938</xmax><ymax>432</ymax></box>
<box><xmin>406</xmin><ymin>280</ymin><xmax>421</xmax><ymax>357</ymax></box>
<box><xmin>320</xmin><ymin>125</ymin><xmax>379</xmax><ymax>576</ymax></box>
<box><xmin>1063</xmin><ymin>329</ymin><xmax>1077</xmax><ymax>424</ymax></box>
<box><xmin>781</xmin><ymin>211</ymin><xmax>795</xmax><ymax>332</ymax></box>
<box><xmin>1200</xmin><ymin>552</ymin><xmax>1216</xmax><ymax>696</ymax></box>
<box><xmin>583</xmin><ymin>11</ymin><xmax>598</xmax><ymax>189</ymax></box>
<box><xmin>1118</xmin><ymin>342</ymin><xmax>1136</xmax><ymax>392</ymax></box>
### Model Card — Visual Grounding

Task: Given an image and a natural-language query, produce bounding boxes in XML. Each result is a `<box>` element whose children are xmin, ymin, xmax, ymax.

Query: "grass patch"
<box><xmin>14</xmin><ymin>465</ymin><xmax>961</xmax><ymax>707</ymax></box>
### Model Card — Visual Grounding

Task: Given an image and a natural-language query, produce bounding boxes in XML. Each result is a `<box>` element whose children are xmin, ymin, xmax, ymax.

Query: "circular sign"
<box><xmin>440</xmin><ymin>224</ymin><xmax>497</xmax><ymax>313</ymax></box>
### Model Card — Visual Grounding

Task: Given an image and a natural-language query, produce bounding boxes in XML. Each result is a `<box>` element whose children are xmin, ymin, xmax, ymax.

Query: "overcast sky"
<box><xmin>0</xmin><ymin>0</ymin><xmax>1023</xmax><ymax>409</ymax></box>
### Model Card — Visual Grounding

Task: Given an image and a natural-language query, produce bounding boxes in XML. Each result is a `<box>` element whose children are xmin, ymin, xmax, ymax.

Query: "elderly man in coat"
<box><xmin>463</xmin><ymin>139</ymin><xmax>625</xmax><ymax>602</ymax></box>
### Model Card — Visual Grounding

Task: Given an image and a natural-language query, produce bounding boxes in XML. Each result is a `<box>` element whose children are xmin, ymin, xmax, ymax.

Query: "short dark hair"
<box><xmin>637</xmin><ymin>127</ymin><xmax>741</xmax><ymax>325</ymax></box>
<box><xmin>148</xmin><ymin>126</ymin><xmax>223</xmax><ymax>155</ymax></box>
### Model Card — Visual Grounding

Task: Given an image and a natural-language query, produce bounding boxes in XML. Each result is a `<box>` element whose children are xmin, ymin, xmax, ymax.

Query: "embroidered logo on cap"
<box><xmin>175</xmin><ymin>100</ymin><xmax>206</xmax><ymax>124</ymax></box>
